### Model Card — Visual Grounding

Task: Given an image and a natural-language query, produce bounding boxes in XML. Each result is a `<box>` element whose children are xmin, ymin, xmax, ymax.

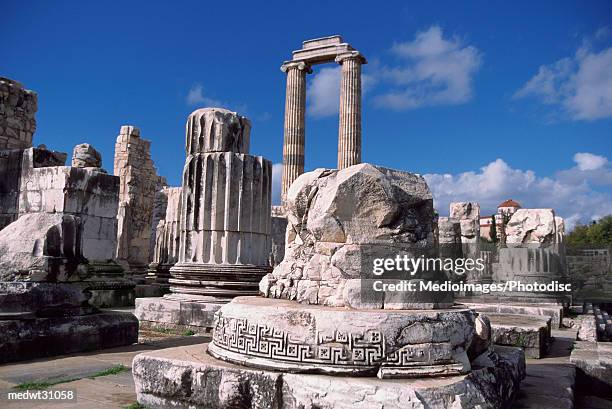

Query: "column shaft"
<box><xmin>337</xmin><ymin>56</ymin><xmax>362</xmax><ymax>170</ymax></box>
<box><xmin>280</xmin><ymin>63</ymin><xmax>308</xmax><ymax>204</ymax></box>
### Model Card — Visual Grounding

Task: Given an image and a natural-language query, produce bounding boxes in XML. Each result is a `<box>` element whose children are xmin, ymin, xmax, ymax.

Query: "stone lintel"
<box><xmin>302</xmin><ymin>35</ymin><xmax>343</xmax><ymax>49</ymax></box>
<box><xmin>290</xmin><ymin>43</ymin><xmax>355</xmax><ymax>65</ymax></box>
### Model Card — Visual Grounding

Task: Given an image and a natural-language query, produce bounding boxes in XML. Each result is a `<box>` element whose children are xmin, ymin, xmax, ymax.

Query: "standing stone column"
<box><xmin>280</xmin><ymin>61</ymin><xmax>311</xmax><ymax>204</ymax></box>
<box><xmin>336</xmin><ymin>52</ymin><xmax>365</xmax><ymax>170</ymax></box>
<box><xmin>169</xmin><ymin>108</ymin><xmax>272</xmax><ymax>300</ymax></box>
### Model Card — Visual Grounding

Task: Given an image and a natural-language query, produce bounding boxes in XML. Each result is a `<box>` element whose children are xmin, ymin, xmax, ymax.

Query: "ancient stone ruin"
<box><xmin>135</xmin><ymin>108</ymin><xmax>272</xmax><ymax>332</ymax></box>
<box><xmin>280</xmin><ymin>36</ymin><xmax>366</xmax><ymax>204</ymax></box>
<box><xmin>133</xmin><ymin>164</ymin><xmax>526</xmax><ymax>408</ymax></box>
<box><xmin>0</xmin><ymin>98</ymin><xmax>138</xmax><ymax>361</ymax></box>
<box><xmin>0</xmin><ymin>77</ymin><xmax>37</xmax><ymax>151</ymax></box>
<box><xmin>114</xmin><ymin>125</ymin><xmax>165</xmax><ymax>284</ymax></box>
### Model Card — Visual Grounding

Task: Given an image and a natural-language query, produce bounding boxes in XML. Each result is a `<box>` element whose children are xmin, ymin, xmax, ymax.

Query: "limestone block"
<box><xmin>71</xmin><ymin>143</ymin><xmax>102</xmax><ymax>168</ymax></box>
<box><xmin>209</xmin><ymin>297</ymin><xmax>473</xmax><ymax>377</ymax></box>
<box><xmin>133</xmin><ymin>343</ymin><xmax>525</xmax><ymax>409</ymax></box>
<box><xmin>263</xmin><ymin>163</ymin><xmax>442</xmax><ymax>308</ymax></box>
<box><xmin>578</xmin><ymin>315</ymin><xmax>598</xmax><ymax>342</ymax></box>
<box><xmin>0</xmin><ymin>77</ymin><xmax>37</xmax><ymax>151</ymax></box>
<box><xmin>505</xmin><ymin>209</ymin><xmax>557</xmax><ymax>244</ymax></box>
<box><xmin>0</xmin><ymin>213</ymin><xmax>84</xmax><ymax>282</ymax></box>
<box><xmin>0</xmin><ymin>311</ymin><xmax>138</xmax><ymax>364</ymax></box>
<box><xmin>185</xmin><ymin>108</ymin><xmax>250</xmax><ymax>155</ymax></box>
<box><xmin>449</xmin><ymin>202</ymin><xmax>480</xmax><ymax>243</ymax></box>
<box><xmin>487</xmin><ymin>313</ymin><xmax>551</xmax><ymax>358</ymax></box>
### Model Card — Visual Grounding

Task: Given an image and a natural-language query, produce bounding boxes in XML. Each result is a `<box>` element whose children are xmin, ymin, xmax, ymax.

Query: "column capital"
<box><xmin>280</xmin><ymin>61</ymin><xmax>313</xmax><ymax>74</ymax></box>
<box><xmin>335</xmin><ymin>51</ymin><xmax>367</xmax><ymax>65</ymax></box>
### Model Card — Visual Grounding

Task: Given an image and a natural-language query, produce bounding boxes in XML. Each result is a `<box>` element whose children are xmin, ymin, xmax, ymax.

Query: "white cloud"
<box><xmin>574</xmin><ymin>152</ymin><xmax>608</xmax><ymax>171</ymax></box>
<box><xmin>513</xmin><ymin>33</ymin><xmax>612</xmax><ymax>121</ymax></box>
<box><xmin>308</xmin><ymin>67</ymin><xmax>377</xmax><ymax>118</ymax></box>
<box><xmin>374</xmin><ymin>26</ymin><xmax>482</xmax><ymax>110</ymax></box>
<box><xmin>271</xmin><ymin>163</ymin><xmax>283</xmax><ymax>205</ymax></box>
<box><xmin>424</xmin><ymin>155</ymin><xmax>612</xmax><ymax>230</ymax></box>
<box><xmin>308</xmin><ymin>67</ymin><xmax>341</xmax><ymax>117</ymax></box>
<box><xmin>186</xmin><ymin>84</ymin><xmax>224</xmax><ymax>107</ymax></box>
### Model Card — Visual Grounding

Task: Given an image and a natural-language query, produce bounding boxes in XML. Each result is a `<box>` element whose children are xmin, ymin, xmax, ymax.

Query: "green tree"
<box><xmin>489</xmin><ymin>215</ymin><xmax>498</xmax><ymax>243</ymax></box>
<box><xmin>567</xmin><ymin>215</ymin><xmax>612</xmax><ymax>246</ymax></box>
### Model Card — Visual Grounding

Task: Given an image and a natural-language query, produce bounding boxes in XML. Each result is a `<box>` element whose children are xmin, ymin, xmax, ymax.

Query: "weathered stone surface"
<box><xmin>0</xmin><ymin>147</ymin><xmax>67</xmax><ymax>231</ymax></box>
<box><xmin>0</xmin><ymin>213</ymin><xmax>83</xmax><ymax>282</ymax></box>
<box><xmin>17</xmin><ymin>165</ymin><xmax>120</xmax><ymax>261</ymax></box>
<box><xmin>133</xmin><ymin>343</ymin><xmax>525</xmax><ymax>409</ymax></box>
<box><xmin>71</xmin><ymin>143</ymin><xmax>102</xmax><ymax>168</ymax></box>
<box><xmin>270</xmin><ymin>205</ymin><xmax>287</xmax><ymax>266</ymax></box>
<box><xmin>459</xmin><ymin>301</ymin><xmax>564</xmax><ymax>329</ymax></box>
<box><xmin>487</xmin><ymin>313</ymin><xmax>551</xmax><ymax>358</ymax></box>
<box><xmin>209</xmin><ymin>297</ymin><xmax>475</xmax><ymax>377</ymax></box>
<box><xmin>437</xmin><ymin>217</ymin><xmax>461</xmax><ymax>245</ymax></box>
<box><xmin>0</xmin><ymin>77</ymin><xmax>37</xmax><ymax>151</ymax></box>
<box><xmin>578</xmin><ymin>314</ymin><xmax>598</xmax><ymax>342</ymax></box>
<box><xmin>449</xmin><ymin>202</ymin><xmax>480</xmax><ymax>243</ymax></box>
<box><xmin>0</xmin><ymin>312</ymin><xmax>137</xmax><ymax>364</ymax></box>
<box><xmin>505</xmin><ymin>209</ymin><xmax>557</xmax><ymax>245</ymax></box>
<box><xmin>571</xmin><ymin>341</ymin><xmax>612</xmax><ymax>398</ymax></box>
<box><xmin>262</xmin><ymin>164</ymin><xmax>446</xmax><ymax>309</ymax></box>
<box><xmin>0</xmin><ymin>281</ymin><xmax>94</xmax><ymax>318</ymax></box>
<box><xmin>114</xmin><ymin>125</ymin><xmax>164</xmax><ymax>277</ymax></box>
<box><xmin>135</xmin><ymin>294</ymin><xmax>224</xmax><ymax>331</ymax></box>
<box><xmin>147</xmin><ymin>186</ymin><xmax>181</xmax><ymax>289</ymax></box>
<box><xmin>170</xmin><ymin>108</ymin><xmax>272</xmax><ymax>297</ymax></box>
<box><xmin>185</xmin><ymin>108</ymin><xmax>251</xmax><ymax>154</ymax></box>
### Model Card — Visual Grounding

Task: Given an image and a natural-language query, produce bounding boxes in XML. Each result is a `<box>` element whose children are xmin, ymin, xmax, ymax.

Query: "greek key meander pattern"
<box><xmin>211</xmin><ymin>316</ymin><xmax>435</xmax><ymax>367</ymax></box>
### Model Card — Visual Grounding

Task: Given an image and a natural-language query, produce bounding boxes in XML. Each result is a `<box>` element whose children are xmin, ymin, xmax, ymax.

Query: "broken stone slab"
<box><xmin>0</xmin><ymin>311</ymin><xmax>138</xmax><ymax>364</ymax></box>
<box><xmin>578</xmin><ymin>314</ymin><xmax>599</xmax><ymax>342</ymax></box>
<box><xmin>0</xmin><ymin>281</ymin><xmax>94</xmax><ymax>317</ymax></box>
<box><xmin>208</xmin><ymin>296</ymin><xmax>476</xmax><ymax>377</ymax></box>
<box><xmin>263</xmin><ymin>164</ymin><xmax>451</xmax><ymax>309</ymax></box>
<box><xmin>134</xmin><ymin>294</ymin><xmax>226</xmax><ymax>331</ymax></box>
<box><xmin>71</xmin><ymin>143</ymin><xmax>102</xmax><ymax>168</ymax></box>
<box><xmin>0</xmin><ymin>213</ymin><xmax>84</xmax><ymax>282</ymax></box>
<box><xmin>133</xmin><ymin>343</ymin><xmax>525</xmax><ymax>409</ymax></box>
<box><xmin>458</xmin><ymin>299</ymin><xmax>564</xmax><ymax>329</ymax></box>
<box><xmin>486</xmin><ymin>312</ymin><xmax>551</xmax><ymax>358</ymax></box>
<box><xmin>571</xmin><ymin>341</ymin><xmax>612</xmax><ymax>398</ymax></box>
<box><xmin>505</xmin><ymin>209</ymin><xmax>557</xmax><ymax>245</ymax></box>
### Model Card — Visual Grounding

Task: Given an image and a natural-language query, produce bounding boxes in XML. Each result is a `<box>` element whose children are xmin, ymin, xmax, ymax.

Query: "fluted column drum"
<box><xmin>336</xmin><ymin>52</ymin><xmax>364</xmax><ymax>170</ymax></box>
<box><xmin>148</xmin><ymin>187</ymin><xmax>183</xmax><ymax>284</ymax></box>
<box><xmin>280</xmin><ymin>61</ymin><xmax>310</xmax><ymax>205</ymax></box>
<box><xmin>169</xmin><ymin>108</ymin><xmax>272</xmax><ymax>299</ymax></box>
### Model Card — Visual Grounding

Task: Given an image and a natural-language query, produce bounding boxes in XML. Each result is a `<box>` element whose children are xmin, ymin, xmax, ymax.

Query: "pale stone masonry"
<box><xmin>337</xmin><ymin>52</ymin><xmax>365</xmax><ymax>169</ymax></box>
<box><xmin>280</xmin><ymin>62</ymin><xmax>310</xmax><ymax>204</ymax></box>
<box><xmin>171</xmin><ymin>108</ymin><xmax>272</xmax><ymax>294</ymax></box>
<box><xmin>71</xmin><ymin>143</ymin><xmax>102</xmax><ymax>168</ymax></box>
<box><xmin>280</xmin><ymin>36</ymin><xmax>366</xmax><ymax>203</ymax></box>
<box><xmin>135</xmin><ymin>108</ymin><xmax>272</xmax><ymax>331</ymax></box>
<box><xmin>114</xmin><ymin>125</ymin><xmax>163</xmax><ymax>280</ymax></box>
<box><xmin>147</xmin><ymin>186</ymin><xmax>182</xmax><ymax>287</ymax></box>
<box><xmin>0</xmin><ymin>77</ymin><xmax>37</xmax><ymax>150</ymax></box>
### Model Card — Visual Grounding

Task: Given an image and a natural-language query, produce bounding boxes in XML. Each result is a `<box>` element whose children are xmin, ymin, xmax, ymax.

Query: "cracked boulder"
<box><xmin>260</xmin><ymin>163</ymin><xmax>452</xmax><ymax>309</ymax></box>
<box><xmin>0</xmin><ymin>213</ymin><xmax>85</xmax><ymax>282</ymax></box>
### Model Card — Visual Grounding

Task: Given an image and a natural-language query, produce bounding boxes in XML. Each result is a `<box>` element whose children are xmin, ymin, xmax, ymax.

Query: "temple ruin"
<box><xmin>280</xmin><ymin>36</ymin><xmax>366</xmax><ymax>203</ymax></box>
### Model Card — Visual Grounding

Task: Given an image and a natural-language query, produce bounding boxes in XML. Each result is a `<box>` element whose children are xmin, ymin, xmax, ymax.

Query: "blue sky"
<box><xmin>2</xmin><ymin>0</ymin><xmax>611</xmax><ymax>227</ymax></box>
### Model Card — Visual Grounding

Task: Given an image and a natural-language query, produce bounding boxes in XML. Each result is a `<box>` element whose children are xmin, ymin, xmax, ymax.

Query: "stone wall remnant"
<box><xmin>71</xmin><ymin>143</ymin><xmax>102</xmax><ymax>168</ymax></box>
<box><xmin>114</xmin><ymin>125</ymin><xmax>161</xmax><ymax>279</ymax></box>
<box><xmin>0</xmin><ymin>77</ymin><xmax>37</xmax><ymax>151</ymax></box>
